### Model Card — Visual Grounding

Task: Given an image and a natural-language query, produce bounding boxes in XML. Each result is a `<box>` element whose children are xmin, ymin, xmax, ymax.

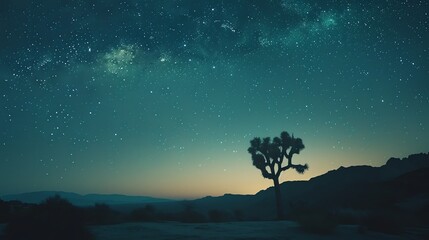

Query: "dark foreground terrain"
<box><xmin>91</xmin><ymin>221</ymin><xmax>426</xmax><ymax>240</ymax></box>
<box><xmin>1</xmin><ymin>221</ymin><xmax>428</xmax><ymax>240</ymax></box>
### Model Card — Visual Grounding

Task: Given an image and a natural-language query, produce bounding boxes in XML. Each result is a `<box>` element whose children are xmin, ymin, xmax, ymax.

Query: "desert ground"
<box><xmin>1</xmin><ymin>221</ymin><xmax>425</xmax><ymax>240</ymax></box>
<box><xmin>90</xmin><ymin>221</ymin><xmax>411</xmax><ymax>240</ymax></box>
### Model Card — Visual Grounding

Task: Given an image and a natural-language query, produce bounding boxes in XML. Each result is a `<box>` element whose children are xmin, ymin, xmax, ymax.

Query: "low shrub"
<box><xmin>84</xmin><ymin>203</ymin><xmax>121</xmax><ymax>225</ymax></box>
<box><xmin>3</xmin><ymin>195</ymin><xmax>94</xmax><ymax>240</ymax></box>
<box><xmin>130</xmin><ymin>204</ymin><xmax>160</xmax><ymax>222</ymax></box>
<box><xmin>178</xmin><ymin>204</ymin><xmax>206</xmax><ymax>223</ymax></box>
<box><xmin>179</xmin><ymin>209</ymin><xmax>206</xmax><ymax>223</ymax></box>
<box><xmin>233</xmin><ymin>209</ymin><xmax>244</xmax><ymax>221</ymax></box>
<box><xmin>0</xmin><ymin>199</ymin><xmax>10</xmax><ymax>223</ymax></box>
<box><xmin>208</xmin><ymin>209</ymin><xmax>229</xmax><ymax>222</ymax></box>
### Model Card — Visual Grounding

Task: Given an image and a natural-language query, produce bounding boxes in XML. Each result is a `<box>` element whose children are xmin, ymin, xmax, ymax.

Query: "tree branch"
<box><xmin>291</xmin><ymin>164</ymin><xmax>308</xmax><ymax>174</ymax></box>
<box><xmin>280</xmin><ymin>165</ymin><xmax>291</xmax><ymax>172</ymax></box>
<box><xmin>279</xmin><ymin>146</ymin><xmax>285</xmax><ymax>165</ymax></box>
<box><xmin>260</xmin><ymin>168</ymin><xmax>273</xmax><ymax>179</ymax></box>
<box><xmin>286</xmin><ymin>150</ymin><xmax>296</xmax><ymax>166</ymax></box>
<box><xmin>280</xmin><ymin>163</ymin><xmax>308</xmax><ymax>173</ymax></box>
<box><xmin>256</xmin><ymin>150</ymin><xmax>270</xmax><ymax>165</ymax></box>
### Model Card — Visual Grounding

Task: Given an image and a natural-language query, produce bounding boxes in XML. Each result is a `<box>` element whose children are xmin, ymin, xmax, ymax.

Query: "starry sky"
<box><xmin>0</xmin><ymin>0</ymin><xmax>428</xmax><ymax>199</ymax></box>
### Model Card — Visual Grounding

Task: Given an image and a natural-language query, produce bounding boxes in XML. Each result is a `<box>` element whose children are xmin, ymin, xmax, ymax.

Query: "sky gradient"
<box><xmin>1</xmin><ymin>0</ymin><xmax>428</xmax><ymax>199</ymax></box>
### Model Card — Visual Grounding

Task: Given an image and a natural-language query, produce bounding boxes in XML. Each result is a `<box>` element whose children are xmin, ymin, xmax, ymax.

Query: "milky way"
<box><xmin>1</xmin><ymin>0</ymin><xmax>428</xmax><ymax>198</ymax></box>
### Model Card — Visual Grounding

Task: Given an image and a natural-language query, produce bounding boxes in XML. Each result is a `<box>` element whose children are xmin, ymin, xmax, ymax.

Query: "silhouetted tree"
<box><xmin>248</xmin><ymin>131</ymin><xmax>308</xmax><ymax>219</ymax></box>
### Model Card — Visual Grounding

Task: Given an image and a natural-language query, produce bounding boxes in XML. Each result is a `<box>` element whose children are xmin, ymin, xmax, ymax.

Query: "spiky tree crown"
<box><xmin>248</xmin><ymin>131</ymin><xmax>308</xmax><ymax>179</ymax></box>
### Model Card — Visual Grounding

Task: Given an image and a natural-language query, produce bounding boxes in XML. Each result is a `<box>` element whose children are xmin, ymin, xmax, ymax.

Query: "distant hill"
<box><xmin>154</xmin><ymin>153</ymin><xmax>429</xmax><ymax>220</ymax></box>
<box><xmin>1</xmin><ymin>191</ymin><xmax>170</xmax><ymax>206</ymax></box>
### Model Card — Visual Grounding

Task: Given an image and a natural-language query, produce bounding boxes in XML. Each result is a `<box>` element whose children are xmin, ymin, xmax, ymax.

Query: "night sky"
<box><xmin>1</xmin><ymin>0</ymin><xmax>428</xmax><ymax>199</ymax></box>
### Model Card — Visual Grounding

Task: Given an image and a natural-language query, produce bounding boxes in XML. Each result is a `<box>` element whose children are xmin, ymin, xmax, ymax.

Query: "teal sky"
<box><xmin>0</xmin><ymin>0</ymin><xmax>428</xmax><ymax>199</ymax></box>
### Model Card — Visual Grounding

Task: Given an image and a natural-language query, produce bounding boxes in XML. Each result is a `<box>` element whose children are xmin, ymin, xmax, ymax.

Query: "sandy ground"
<box><xmin>90</xmin><ymin>221</ymin><xmax>410</xmax><ymax>240</ymax></box>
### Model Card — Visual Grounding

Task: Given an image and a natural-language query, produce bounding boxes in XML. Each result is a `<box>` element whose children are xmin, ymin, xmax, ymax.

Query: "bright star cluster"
<box><xmin>0</xmin><ymin>0</ymin><xmax>428</xmax><ymax>199</ymax></box>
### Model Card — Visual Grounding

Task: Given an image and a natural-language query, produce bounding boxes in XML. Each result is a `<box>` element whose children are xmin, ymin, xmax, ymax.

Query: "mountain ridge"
<box><xmin>1</xmin><ymin>191</ymin><xmax>171</xmax><ymax>206</ymax></box>
<box><xmin>2</xmin><ymin>153</ymin><xmax>428</xmax><ymax>215</ymax></box>
<box><xmin>171</xmin><ymin>152</ymin><xmax>429</xmax><ymax>220</ymax></box>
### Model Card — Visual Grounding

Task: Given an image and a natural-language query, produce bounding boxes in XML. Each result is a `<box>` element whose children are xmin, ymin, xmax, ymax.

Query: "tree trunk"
<box><xmin>273</xmin><ymin>177</ymin><xmax>283</xmax><ymax>220</ymax></box>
